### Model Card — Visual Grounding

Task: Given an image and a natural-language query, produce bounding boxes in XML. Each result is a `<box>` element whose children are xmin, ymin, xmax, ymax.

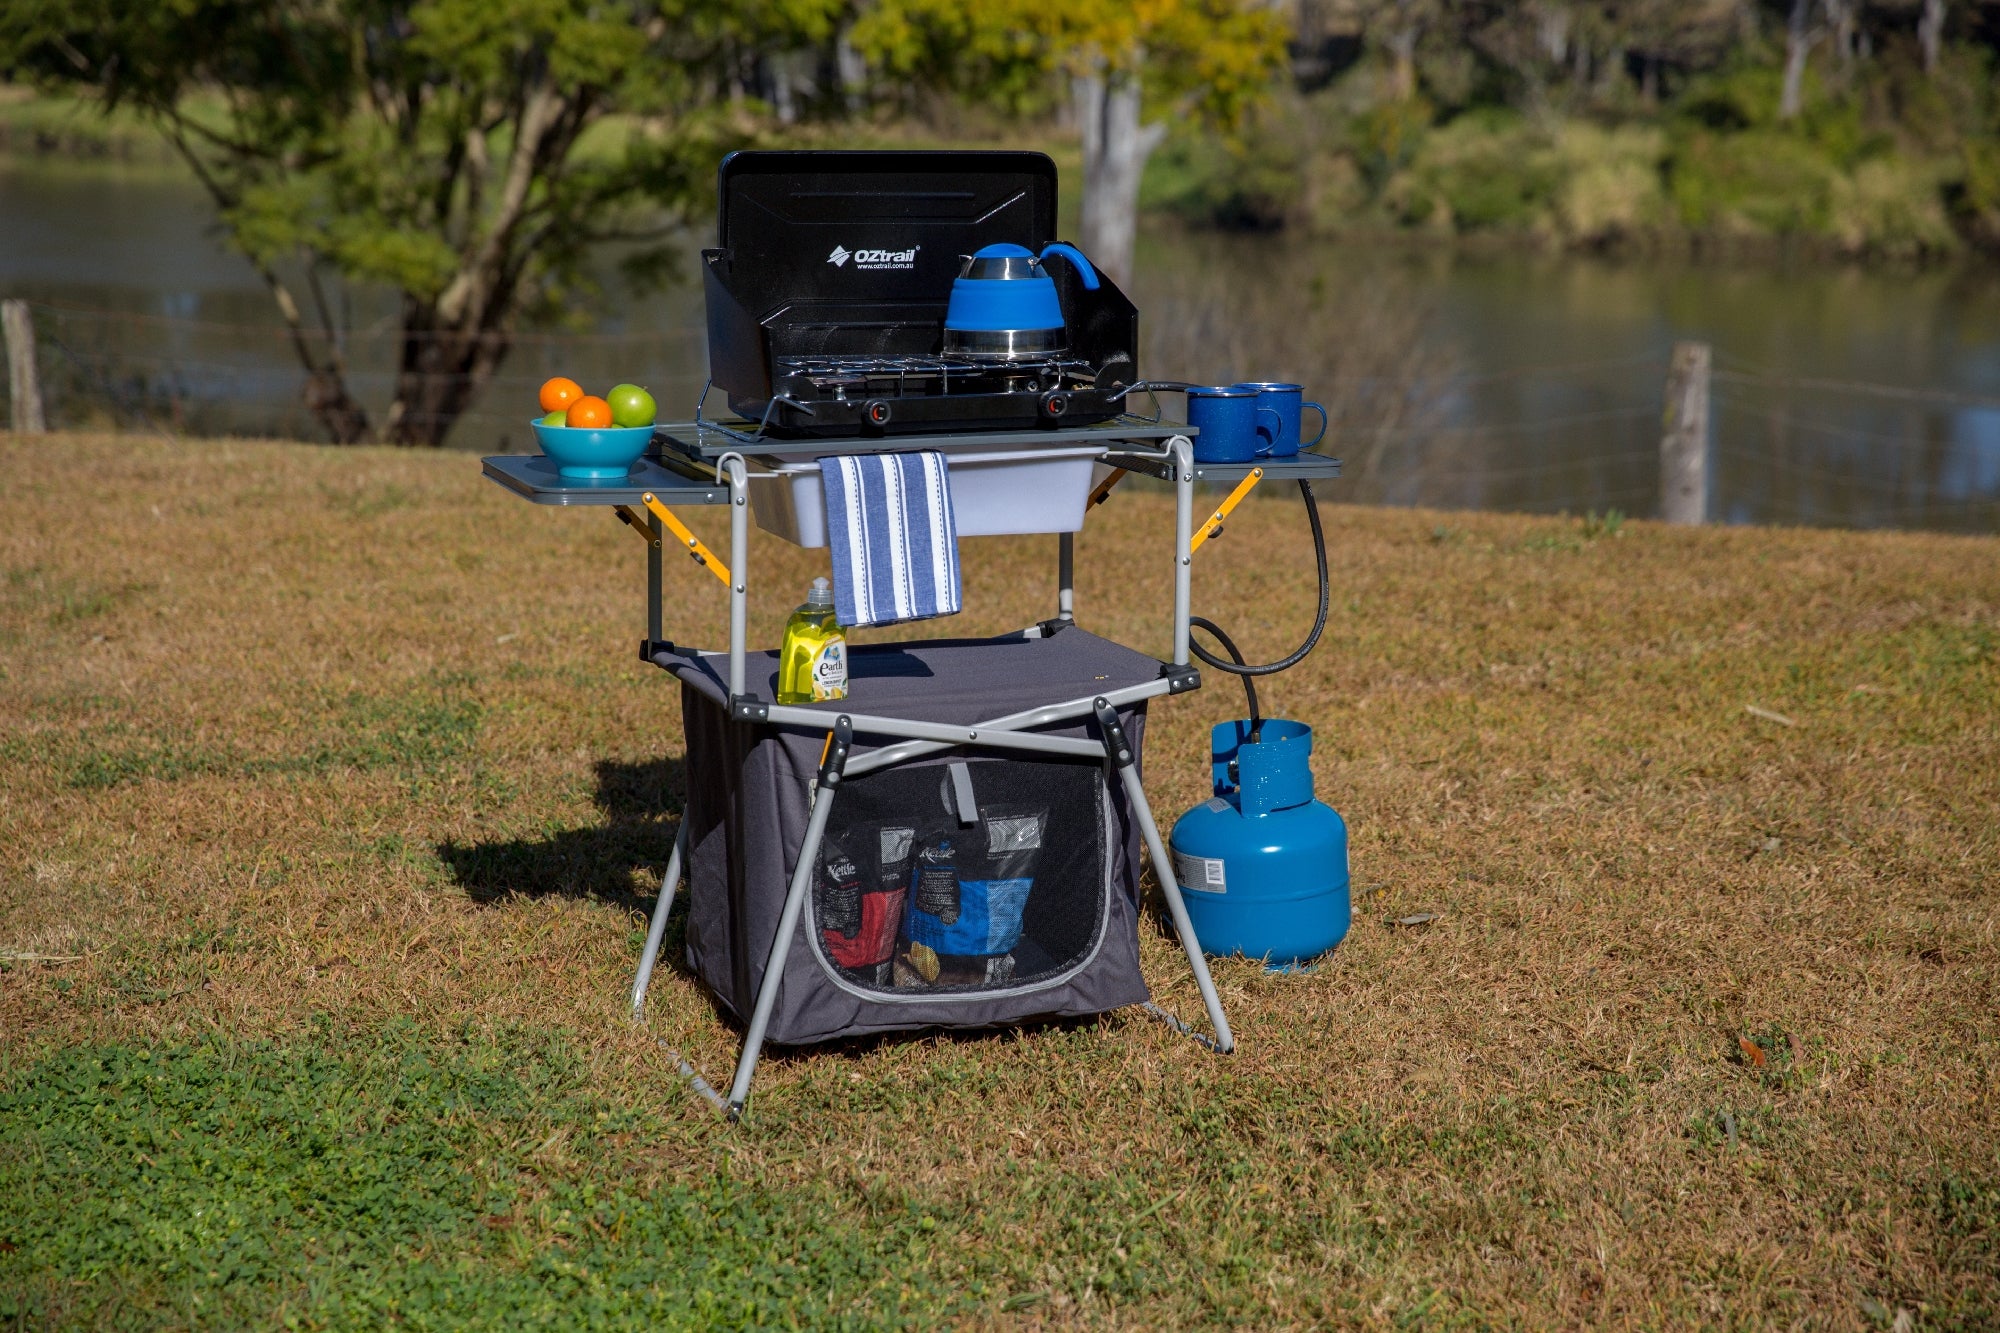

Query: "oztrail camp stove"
<box><xmin>483</xmin><ymin>150</ymin><xmax>1343</xmax><ymax>1119</ymax></box>
<box><xmin>700</xmin><ymin>150</ymin><xmax>1141</xmax><ymax>436</ymax></box>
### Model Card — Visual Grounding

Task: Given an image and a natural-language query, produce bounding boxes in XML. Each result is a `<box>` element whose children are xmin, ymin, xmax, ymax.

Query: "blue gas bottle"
<box><xmin>1169</xmin><ymin>719</ymin><xmax>1351</xmax><ymax>968</ymax></box>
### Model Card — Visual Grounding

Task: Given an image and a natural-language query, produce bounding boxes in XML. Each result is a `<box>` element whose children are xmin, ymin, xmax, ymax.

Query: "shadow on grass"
<box><xmin>437</xmin><ymin>757</ymin><xmax>683</xmax><ymax>912</ymax></box>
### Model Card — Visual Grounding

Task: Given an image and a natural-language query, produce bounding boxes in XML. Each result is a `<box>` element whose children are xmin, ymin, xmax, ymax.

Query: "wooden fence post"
<box><xmin>4</xmin><ymin>300</ymin><xmax>47</xmax><ymax>435</ymax></box>
<box><xmin>1660</xmin><ymin>339</ymin><xmax>1710</xmax><ymax>525</ymax></box>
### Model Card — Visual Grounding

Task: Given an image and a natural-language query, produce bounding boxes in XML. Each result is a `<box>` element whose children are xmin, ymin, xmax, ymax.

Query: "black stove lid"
<box><xmin>713</xmin><ymin>150</ymin><xmax>1058</xmax><ymax>318</ymax></box>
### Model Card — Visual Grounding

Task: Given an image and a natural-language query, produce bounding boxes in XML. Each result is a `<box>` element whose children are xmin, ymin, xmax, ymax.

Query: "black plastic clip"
<box><xmin>1036</xmin><ymin>616</ymin><xmax>1072</xmax><ymax>639</ymax></box>
<box><xmin>818</xmin><ymin>715</ymin><xmax>853</xmax><ymax>788</ymax></box>
<box><xmin>1092</xmin><ymin>697</ymin><xmax>1136</xmax><ymax>769</ymax></box>
<box><xmin>728</xmin><ymin>694</ymin><xmax>770</xmax><ymax>722</ymax></box>
<box><xmin>640</xmin><ymin>639</ymin><xmax>678</xmax><ymax>664</ymax></box>
<box><xmin>1159</xmin><ymin>661</ymin><xmax>1201</xmax><ymax>694</ymax></box>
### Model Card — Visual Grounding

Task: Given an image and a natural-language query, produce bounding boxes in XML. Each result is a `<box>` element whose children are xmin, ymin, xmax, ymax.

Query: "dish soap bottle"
<box><xmin>778</xmin><ymin>577</ymin><xmax>848</xmax><ymax>704</ymax></box>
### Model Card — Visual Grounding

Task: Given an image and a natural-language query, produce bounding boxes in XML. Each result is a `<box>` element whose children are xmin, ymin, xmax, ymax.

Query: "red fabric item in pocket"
<box><xmin>824</xmin><ymin>887</ymin><xmax>906</xmax><ymax>969</ymax></box>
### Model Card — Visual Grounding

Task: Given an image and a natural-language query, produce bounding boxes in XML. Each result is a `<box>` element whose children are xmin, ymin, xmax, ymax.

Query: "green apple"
<box><xmin>606</xmin><ymin>383</ymin><xmax>657</xmax><ymax>428</ymax></box>
<box><xmin>539</xmin><ymin>409</ymin><xmax>567</xmax><ymax>427</ymax></box>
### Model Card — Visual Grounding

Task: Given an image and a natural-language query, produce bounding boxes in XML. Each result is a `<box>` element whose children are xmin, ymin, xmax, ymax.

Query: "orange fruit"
<box><xmin>539</xmin><ymin>376</ymin><xmax>584</xmax><ymax>414</ymax></box>
<box><xmin>567</xmin><ymin>395</ymin><xmax>613</xmax><ymax>429</ymax></box>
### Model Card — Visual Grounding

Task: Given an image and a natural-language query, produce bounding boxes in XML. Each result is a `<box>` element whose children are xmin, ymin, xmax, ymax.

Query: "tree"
<box><xmin>1361</xmin><ymin>0</ymin><xmax>1445</xmax><ymax>102</ymax></box>
<box><xmin>1780</xmin><ymin>0</ymin><xmax>1821</xmax><ymax>119</ymax></box>
<box><xmin>1917</xmin><ymin>0</ymin><xmax>1947</xmax><ymax>71</ymax></box>
<box><xmin>0</xmin><ymin>0</ymin><xmax>838</xmax><ymax>445</ymax></box>
<box><xmin>851</xmin><ymin>0</ymin><xmax>1286</xmax><ymax>286</ymax></box>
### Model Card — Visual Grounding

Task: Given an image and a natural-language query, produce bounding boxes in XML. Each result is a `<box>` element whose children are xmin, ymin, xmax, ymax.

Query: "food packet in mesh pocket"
<box><xmin>818</xmin><ymin>825</ymin><xmax>910</xmax><ymax>976</ymax></box>
<box><xmin>817</xmin><ymin>836</ymin><xmax>863</xmax><ymax>939</ymax></box>
<box><xmin>912</xmin><ymin>835</ymin><xmax>960</xmax><ymax>925</ymax></box>
<box><xmin>904</xmin><ymin>807</ymin><xmax>1046</xmax><ymax>966</ymax></box>
<box><xmin>964</xmin><ymin>808</ymin><xmax>1045</xmax><ymax>957</ymax></box>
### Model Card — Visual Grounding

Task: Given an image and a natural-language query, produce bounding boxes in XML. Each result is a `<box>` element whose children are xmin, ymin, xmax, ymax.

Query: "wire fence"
<box><xmin>7</xmin><ymin>299</ymin><xmax>1998</xmax><ymax>534</ymax></box>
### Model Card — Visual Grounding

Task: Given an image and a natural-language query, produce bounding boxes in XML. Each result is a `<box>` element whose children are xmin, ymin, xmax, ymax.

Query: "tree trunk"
<box><xmin>255</xmin><ymin>267</ymin><xmax>370</xmax><ymax>443</ymax></box>
<box><xmin>1072</xmin><ymin>71</ymin><xmax>1166</xmax><ymax>290</ymax></box>
<box><xmin>1536</xmin><ymin>7</ymin><xmax>1569</xmax><ymax>65</ymax></box>
<box><xmin>1386</xmin><ymin>25</ymin><xmax>1419</xmax><ymax>100</ymax></box>
<box><xmin>380</xmin><ymin>297</ymin><xmax>512</xmax><ymax>447</ymax></box>
<box><xmin>1825</xmin><ymin>0</ymin><xmax>1855</xmax><ymax>68</ymax></box>
<box><xmin>1918</xmin><ymin>0</ymin><xmax>1945</xmax><ymax>74</ymax></box>
<box><xmin>1779</xmin><ymin>0</ymin><xmax>1813</xmax><ymax>121</ymax></box>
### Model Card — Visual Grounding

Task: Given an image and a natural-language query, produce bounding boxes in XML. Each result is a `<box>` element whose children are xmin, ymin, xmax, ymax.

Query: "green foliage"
<box><xmin>1351</xmin><ymin>96</ymin><xmax>1434</xmax><ymax>194</ymax></box>
<box><xmin>0</xmin><ymin>1024</ymin><xmax>975</xmax><ymax>1327</ymax></box>
<box><xmin>1553</xmin><ymin>124</ymin><xmax>1672</xmax><ymax>245</ymax></box>
<box><xmin>1203</xmin><ymin>4</ymin><xmax>2000</xmax><ymax>259</ymax></box>
<box><xmin>1143</xmin><ymin>101</ymin><xmax>1308</xmax><ymax>229</ymax></box>
<box><xmin>850</xmin><ymin>0</ymin><xmax>1287</xmax><ymax>131</ymax></box>
<box><xmin>1669</xmin><ymin>128</ymin><xmax>1840</xmax><ymax>235</ymax></box>
<box><xmin>1580</xmin><ymin>508</ymin><xmax>1626</xmax><ymax>541</ymax></box>
<box><xmin>0</xmin><ymin>0</ymin><xmax>829</xmax><ymax>442</ymax></box>
<box><xmin>1950</xmin><ymin>140</ymin><xmax>2000</xmax><ymax>248</ymax></box>
<box><xmin>1417</xmin><ymin>108</ymin><xmax>1563</xmax><ymax>231</ymax></box>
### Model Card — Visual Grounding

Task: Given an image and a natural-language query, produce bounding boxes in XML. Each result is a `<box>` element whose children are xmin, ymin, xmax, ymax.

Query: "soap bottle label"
<box><xmin>810</xmin><ymin>638</ymin><xmax>848</xmax><ymax>701</ymax></box>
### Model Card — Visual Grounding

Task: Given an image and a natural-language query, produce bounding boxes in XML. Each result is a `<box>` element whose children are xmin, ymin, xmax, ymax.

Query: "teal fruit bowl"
<box><xmin>531</xmin><ymin>421</ymin><xmax>654</xmax><ymax>479</ymax></box>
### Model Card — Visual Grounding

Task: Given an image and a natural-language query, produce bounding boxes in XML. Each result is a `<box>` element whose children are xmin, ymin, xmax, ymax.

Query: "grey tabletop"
<box><xmin>1101</xmin><ymin>449</ymin><xmax>1343</xmax><ymax>484</ymax></box>
<box><xmin>656</xmin><ymin>415</ymin><xmax>1194</xmax><ymax>462</ymax></box>
<box><xmin>484</xmin><ymin>430</ymin><xmax>1339</xmax><ymax>508</ymax></box>
<box><xmin>481</xmin><ymin>453</ymin><xmax>730</xmax><ymax>506</ymax></box>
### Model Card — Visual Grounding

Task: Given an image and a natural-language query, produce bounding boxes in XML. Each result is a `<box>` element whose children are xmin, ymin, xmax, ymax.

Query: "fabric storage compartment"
<box><xmin>750</xmin><ymin>445</ymin><xmax>1102</xmax><ymax>547</ymax></box>
<box><xmin>661</xmin><ymin>628</ymin><xmax>1159</xmax><ymax>1046</ymax></box>
<box><xmin>812</xmin><ymin>757</ymin><xmax>1108</xmax><ymax>993</ymax></box>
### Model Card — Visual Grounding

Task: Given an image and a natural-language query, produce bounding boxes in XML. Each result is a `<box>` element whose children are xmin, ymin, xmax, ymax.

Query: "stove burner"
<box><xmin>775</xmin><ymin>353</ymin><xmax>1094</xmax><ymax>398</ymax></box>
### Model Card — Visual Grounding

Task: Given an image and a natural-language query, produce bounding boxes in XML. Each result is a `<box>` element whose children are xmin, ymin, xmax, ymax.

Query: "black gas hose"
<box><xmin>1187</xmin><ymin>479</ymin><xmax>1329</xmax><ymax>743</ymax></box>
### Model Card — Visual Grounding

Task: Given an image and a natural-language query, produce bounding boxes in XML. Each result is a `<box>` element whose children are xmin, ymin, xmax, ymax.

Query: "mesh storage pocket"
<box><xmin>808</xmin><ymin>756</ymin><xmax>1107</xmax><ymax>996</ymax></box>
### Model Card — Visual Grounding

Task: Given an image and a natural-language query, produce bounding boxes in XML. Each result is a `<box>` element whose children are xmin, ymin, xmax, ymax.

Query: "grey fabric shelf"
<box><xmin>659</xmin><ymin>626</ymin><xmax>1167</xmax><ymax>730</ymax></box>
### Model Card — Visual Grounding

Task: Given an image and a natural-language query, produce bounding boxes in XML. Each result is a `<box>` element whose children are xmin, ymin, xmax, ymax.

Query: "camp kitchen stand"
<box><xmin>486</xmin><ymin>423</ymin><xmax>1338</xmax><ymax>1118</ymax></box>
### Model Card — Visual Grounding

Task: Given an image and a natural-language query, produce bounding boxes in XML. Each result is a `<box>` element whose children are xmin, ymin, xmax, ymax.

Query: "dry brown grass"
<box><xmin>2</xmin><ymin>432</ymin><xmax>1996</xmax><ymax>1329</ymax></box>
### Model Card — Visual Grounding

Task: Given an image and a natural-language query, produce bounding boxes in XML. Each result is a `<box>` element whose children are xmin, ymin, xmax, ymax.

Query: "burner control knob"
<box><xmin>863</xmin><ymin>400</ymin><xmax>893</xmax><ymax>429</ymax></box>
<box><xmin>1038</xmin><ymin>389</ymin><xmax>1070</xmax><ymax>421</ymax></box>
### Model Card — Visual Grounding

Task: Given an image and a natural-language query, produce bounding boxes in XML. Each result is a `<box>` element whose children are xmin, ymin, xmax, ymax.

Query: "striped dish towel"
<box><xmin>818</xmin><ymin>451</ymin><xmax>962</xmax><ymax>627</ymax></box>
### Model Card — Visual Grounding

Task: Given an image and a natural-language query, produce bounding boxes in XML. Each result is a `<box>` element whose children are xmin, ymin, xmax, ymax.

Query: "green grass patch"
<box><xmin>56</xmin><ymin>678</ymin><xmax>485</xmax><ymax>789</ymax></box>
<box><xmin>0</xmin><ymin>1023</ymin><xmax>985</xmax><ymax>1329</ymax></box>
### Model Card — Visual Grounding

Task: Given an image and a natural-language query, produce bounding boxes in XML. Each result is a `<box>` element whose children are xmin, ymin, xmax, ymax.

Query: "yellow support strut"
<box><xmin>1189</xmin><ymin>467</ymin><xmax>1264</xmax><ymax>556</ymax></box>
<box><xmin>1086</xmin><ymin>466</ymin><xmax>1128</xmax><ymax>509</ymax></box>
<box><xmin>613</xmin><ymin>505</ymin><xmax>660</xmax><ymax>548</ymax></box>
<box><xmin>639</xmin><ymin>492</ymin><xmax>732</xmax><ymax>587</ymax></box>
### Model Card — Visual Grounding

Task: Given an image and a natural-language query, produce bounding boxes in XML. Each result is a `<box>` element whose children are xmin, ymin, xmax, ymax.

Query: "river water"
<box><xmin>5</xmin><ymin>158</ymin><xmax>1998</xmax><ymax>532</ymax></box>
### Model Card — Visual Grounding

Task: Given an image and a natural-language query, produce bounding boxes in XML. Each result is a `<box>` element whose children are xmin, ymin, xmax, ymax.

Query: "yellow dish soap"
<box><xmin>778</xmin><ymin>577</ymin><xmax>848</xmax><ymax>704</ymax></box>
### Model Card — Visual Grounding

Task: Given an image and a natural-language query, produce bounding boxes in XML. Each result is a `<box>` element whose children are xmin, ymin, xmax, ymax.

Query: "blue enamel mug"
<box><xmin>1233</xmin><ymin>382</ymin><xmax>1327</xmax><ymax>458</ymax></box>
<box><xmin>1185</xmin><ymin>386</ymin><xmax>1282</xmax><ymax>464</ymax></box>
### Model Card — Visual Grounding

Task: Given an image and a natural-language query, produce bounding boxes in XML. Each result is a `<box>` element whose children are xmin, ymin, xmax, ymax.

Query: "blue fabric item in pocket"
<box><xmin>905</xmin><ymin>876</ymin><xmax>1033</xmax><ymax>956</ymax></box>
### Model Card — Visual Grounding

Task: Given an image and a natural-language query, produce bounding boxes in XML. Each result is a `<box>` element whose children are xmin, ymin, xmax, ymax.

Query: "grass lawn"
<box><xmin>1</xmin><ymin>433</ymin><xmax>1995</xmax><ymax>1329</ymax></box>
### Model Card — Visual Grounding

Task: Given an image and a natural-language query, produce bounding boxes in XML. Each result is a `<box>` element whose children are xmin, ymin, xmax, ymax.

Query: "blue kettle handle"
<box><xmin>1039</xmin><ymin>243</ymin><xmax>1100</xmax><ymax>290</ymax></box>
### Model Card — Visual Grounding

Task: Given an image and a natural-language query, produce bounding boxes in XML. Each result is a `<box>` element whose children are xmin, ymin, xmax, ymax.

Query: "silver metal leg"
<box><xmin>722</xmin><ymin>452</ymin><xmax>748</xmax><ymax>697</ymax></box>
<box><xmin>629</xmin><ymin>820</ymin><xmax>688</xmax><ymax>1020</ymax></box>
<box><xmin>725</xmin><ymin>769</ymin><xmax>840</xmax><ymax>1117</ymax></box>
<box><xmin>1170</xmin><ymin>434</ymin><xmax>1192</xmax><ymax>666</ymax></box>
<box><xmin>647</xmin><ymin>511</ymin><xmax>663</xmax><ymax>645</ymax></box>
<box><xmin>1057</xmin><ymin>531</ymin><xmax>1075</xmax><ymax>622</ymax></box>
<box><xmin>1116</xmin><ymin>760</ymin><xmax>1235</xmax><ymax>1054</ymax></box>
